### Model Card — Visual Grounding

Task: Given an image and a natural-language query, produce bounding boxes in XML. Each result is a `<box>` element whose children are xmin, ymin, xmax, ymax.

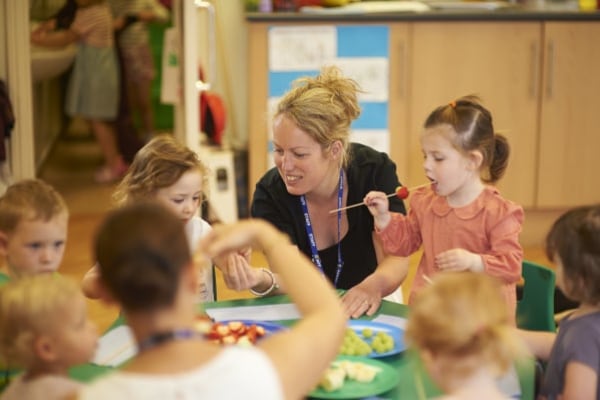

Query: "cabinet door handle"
<box><xmin>545</xmin><ymin>41</ymin><xmax>555</xmax><ymax>99</ymax></box>
<box><xmin>398</xmin><ymin>42</ymin><xmax>406</xmax><ymax>99</ymax></box>
<box><xmin>529</xmin><ymin>42</ymin><xmax>539</xmax><ymax>99</ymax></box>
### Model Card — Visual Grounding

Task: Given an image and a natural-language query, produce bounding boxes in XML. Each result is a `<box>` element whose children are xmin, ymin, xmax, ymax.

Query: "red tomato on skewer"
<box><xmin>395</xmin><ymin>186</ymin><xmax>409</xmax><ymax>199</ymax></box>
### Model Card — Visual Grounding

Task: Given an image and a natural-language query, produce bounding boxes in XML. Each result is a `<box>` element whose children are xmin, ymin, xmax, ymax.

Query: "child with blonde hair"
<box><xmin>0</xmin><ymin>274</ymin><xmax>98</xmax><ymax>400</ymax></box>
<box><xmin>0</xmin><ymin>179</ymin><xmax>68</xmax><ymax>281</ymax></box>
<box><xmin>406</xmin><ymin>272</ymin><xmax>524</xmax><ymax>400</ymax></box>
<box><xmin>76</xmin><ymin>202</ymin><xmax>345</xmax><ymax>400</ymax></box>
<box><xmin>365</xmin><ymin>95</ymin><xmax>523</xmax><ymax>320</ymax></box>
<box><xmin>82</xmin><ymin>134</ymin><xmax>238</xmax><ymax>302</ymax></box>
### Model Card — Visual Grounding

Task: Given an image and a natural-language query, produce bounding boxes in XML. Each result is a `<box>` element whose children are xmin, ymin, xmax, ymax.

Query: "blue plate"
<box><xmin>346</xmin><ymin>320</ymin><xmax>405</xmax><ymax>358</ymax></box>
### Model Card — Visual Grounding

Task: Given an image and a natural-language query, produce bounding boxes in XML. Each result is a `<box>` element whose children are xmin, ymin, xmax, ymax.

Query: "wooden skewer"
<box><xmin>328</xmin><ymin>182</ymin><xmax>431</xmax><ymax>214</ymax></box>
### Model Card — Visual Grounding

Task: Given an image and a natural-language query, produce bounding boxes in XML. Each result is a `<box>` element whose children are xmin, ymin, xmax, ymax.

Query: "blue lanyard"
<box><xmin>299</xmin><ymin>169</ymin><xmax>344</xmax><ymax>287</ymax></box>
<box><xmin>137</xmin><ymin>329</ymin><xmax>201</xmax><ymax>352</ymax></box>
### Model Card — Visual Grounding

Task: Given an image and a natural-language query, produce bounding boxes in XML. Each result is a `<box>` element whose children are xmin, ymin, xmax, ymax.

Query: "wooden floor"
<box><xmin>39</xmin><ymin>135</ymin><xmax>552</xmax><ymax>334</ymax></box>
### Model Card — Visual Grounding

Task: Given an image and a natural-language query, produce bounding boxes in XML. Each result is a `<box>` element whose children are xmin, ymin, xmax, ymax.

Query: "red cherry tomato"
<box><xmin>396</xmin><ymin>186</ymin><xmax>409</xmax><ymax>199</ymax></box>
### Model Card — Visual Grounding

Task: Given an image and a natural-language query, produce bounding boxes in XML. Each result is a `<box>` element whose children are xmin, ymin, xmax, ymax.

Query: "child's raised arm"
<box><xmin>200</xmin><ymin>220</ymin><xmax>346</xmax><ymax>400</ymax></box>
<box><xmin>516</xmin><ymin>328</ymin><xmax>556</xmax><ymax>361</ymax></box>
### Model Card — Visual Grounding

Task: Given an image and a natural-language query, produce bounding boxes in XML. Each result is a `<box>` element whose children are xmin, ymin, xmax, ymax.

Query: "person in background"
<box><xmin>31</xmin><ymin>0</ymin><xmax>127</xmax><ymax>183</ymax></box>
<box><xmin>365</xmin><ymin>95</ymin><xmax>523</xmax><ymax>321</ymax></box>
<box><xmin>0</xmin><ymin>275</ymin><xmax>98</xmax><ymax>400</ymax></box>
<box><xmin>0</xmin><ymin>179</ymin><xmax>69</xmax><ymax>283</ymax></box>
<box><xmin>82</xmin><ymin>134</ymin><xmax>237</xmax><ymax>303</ymax></box>
<box><xmin>519</xmin><ymin>204</ymin><xmax>600</xmax><ymax>400</ymax></box>
<box><xmin>75</xmin><ymin>202</ymin><xmax>346</xmax><ymax>400</ymax></box>
<box><xmin>223</xmin><ymin>65</ymin><xmax>409</xmax><ymax>318</ymax></box>
<box><xmin>31</xmin><ymin>0</ymin><xmax>77</xmax><ymax>33</ymax></box>
<box><xmin>109</xmin><ymin>0</ymin><xmax>169</xmax><ymax>142</ymax></box>
<box><xmin>406</xmin><ymin>272</ymin><xmax>525</xmax><ymax>400</ymax></box>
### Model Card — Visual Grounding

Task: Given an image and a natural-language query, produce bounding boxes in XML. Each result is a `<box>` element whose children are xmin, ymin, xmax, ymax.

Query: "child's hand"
<box><xmin>32</xmin><ymin>19</ymin><xmax>56</xmax><ymax>35</ymax></box>
<box><xmin>199</xmin><ymin>219</ymin><xmax>286</xmax><ymax>258</ymax></box>
<box><xmin>138</xmin><ymin>10</ymin><xmax>156</xmax><ymax>22</ymax></box>
<box><xmin>30</xmin><ymin>29</ymin><xmax>47</xmax><ymax>45</ymax></box>
<box><xmin>113</xmin><ymin>15</ymin><xmax>127</xmax><ymax>31</ymax></box>
<box><xmin>363</xmin><ymin>191</ymin><xmax>392</xmax><ymax>230</ymax></box>
<box><xmin>435</xmin><ymin>248</ymin><xmax>484</xmax><ymax>272</ymax></box>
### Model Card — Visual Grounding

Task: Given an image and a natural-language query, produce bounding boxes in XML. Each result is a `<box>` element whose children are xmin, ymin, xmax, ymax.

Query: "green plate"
<box><xmin>309</xmin><ymin>355</ymin><xmax>399</xmax><ymax>399</ymax></box>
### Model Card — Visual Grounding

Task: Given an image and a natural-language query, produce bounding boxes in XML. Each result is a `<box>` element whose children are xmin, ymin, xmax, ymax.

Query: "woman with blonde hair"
<box><xmin>223</xmin><ymin>65</ymin><xmax>409</xmax><ymax>318</ymax></box>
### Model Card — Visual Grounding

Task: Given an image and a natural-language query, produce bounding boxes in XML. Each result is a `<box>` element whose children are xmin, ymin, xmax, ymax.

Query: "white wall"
<box><xmin>0</xmin><ymin>1</ymin><xmax>6</xmax><ymax>81</ymax></box>
<box><xmin>0</xmin><ymin>0</ymin><xmax>35</xmax><ymax>181</ymax></box>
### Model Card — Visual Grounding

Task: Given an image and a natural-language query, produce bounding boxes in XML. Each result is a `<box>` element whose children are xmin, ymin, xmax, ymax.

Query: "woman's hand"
<box><xmin>435</xmin><ymin>248</ymin><xmax>484</xmax><ymax>272</ymax></box>
<box><xmin>341</xmin><ymin>284</ymin><xmax>381</xmax><ymax>319</ymax></box>
<box><xmin>220</xmin><ymin>253</ymin><xmax>266</xmax><ymax>291</ymax></box>
<box><xmin>363</xmin><ymin>191</ymin><xmax>392</xmax><ymax>230</ymax></box>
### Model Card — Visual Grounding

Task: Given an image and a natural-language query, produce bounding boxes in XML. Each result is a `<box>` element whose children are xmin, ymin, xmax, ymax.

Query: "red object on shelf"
<box><xmin>295</xmin><ymin>0</ymin><xmax>322</xmax><ymax>7</ymax></box>
<box><xmin>199</xmin><ymin>68</ymin><xmax>226</xmax><ymax>146</ymax></box>
<box><xmin>274</xmin><ymin>0</ymin><xmax>298</xmax><ymax>11</ymax></box>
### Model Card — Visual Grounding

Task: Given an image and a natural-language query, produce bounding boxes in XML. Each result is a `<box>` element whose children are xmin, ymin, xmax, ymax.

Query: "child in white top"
<box><xmin>82</xmin><ymin>134</ymin><xmax>229</xmax><ymax>302</ymax></box>
<box><xmin>76</xmin><ymin>202</ymin><xmax>345</xmax><ymax>400</ymax></box>
<box><xmin>406</xmin><ymin>272</ymin><xmax>524</xmax><ymax>400</ymax></box>
<box><xmin>0</xmin><ymin>275</ymin><xmax>98</xmax><ymax>400</ymax></box>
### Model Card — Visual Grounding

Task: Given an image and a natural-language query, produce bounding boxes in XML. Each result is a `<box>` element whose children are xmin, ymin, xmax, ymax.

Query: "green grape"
<box><xmin>339</xmin><ymin>326</ymin><xmax>396</xmax><ymax>356</ymax></box>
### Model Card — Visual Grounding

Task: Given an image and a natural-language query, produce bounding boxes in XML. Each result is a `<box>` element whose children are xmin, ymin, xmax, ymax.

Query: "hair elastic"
<box><xmin>448</xmin><ymin>100</ymin><xmax>457</xmax><ymax>108</ymax></box>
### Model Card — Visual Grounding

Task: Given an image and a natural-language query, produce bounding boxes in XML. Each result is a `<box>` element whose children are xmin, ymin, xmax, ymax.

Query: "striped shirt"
<box><xmin>71</xmin><ymin>3</ymin><xmax>114</xmax><ymax>48</ymax></box>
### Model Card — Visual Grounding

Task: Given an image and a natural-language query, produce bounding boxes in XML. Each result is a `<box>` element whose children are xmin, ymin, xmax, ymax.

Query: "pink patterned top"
<box><xmin>377</xmin><ymin>186</ymin><xmax>524</xmax><ymax>321</ymax></box>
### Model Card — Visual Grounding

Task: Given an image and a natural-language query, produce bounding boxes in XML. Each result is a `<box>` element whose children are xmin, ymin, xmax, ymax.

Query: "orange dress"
<box><xmin>377</xmin><ymin>186</ymin><xmax>524</xmax><ymax>321</ymax></box>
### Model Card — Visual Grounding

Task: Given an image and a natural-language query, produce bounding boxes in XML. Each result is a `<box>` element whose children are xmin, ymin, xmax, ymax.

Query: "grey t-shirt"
<box><xmin>541</xmin><ymin>310</ymin><xmax>600</xmax><ymax>399</ymax></box>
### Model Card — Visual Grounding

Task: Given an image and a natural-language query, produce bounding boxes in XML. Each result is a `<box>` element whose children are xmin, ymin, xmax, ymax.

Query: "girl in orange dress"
<box><xmin>365</xmin><ymin>95</ymin><xmax>523</xmax><ymax>321</ymax></box>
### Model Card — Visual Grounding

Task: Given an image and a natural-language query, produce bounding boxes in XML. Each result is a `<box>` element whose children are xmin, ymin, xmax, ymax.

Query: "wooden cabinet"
<box><xmin>247</xmin><ymin>19</ymin><xmax>600</xmax><ymax>209</ymax></box>
<box><xmin>406</xmin><ymin>22</ymin><xmax>541</xmax><ymax>208</ymax></box>
<box><xmin>387</xmin><ymin>23</ymin><xmax>411</xmax><ymax>180</ymax></box>
<box><xmin>537</xmin><ymin>22</ymin><xmax>600</xmax><ymax>208</ymax></box>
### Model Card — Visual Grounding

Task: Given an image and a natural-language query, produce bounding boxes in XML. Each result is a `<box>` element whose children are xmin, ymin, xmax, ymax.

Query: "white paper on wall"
<box><xmin>268</xmin><ymin>26</ymin><xmax>337</xmax><ymax>71</ymax></box>
<box><xmin>335</xmin><ymin>57</ymin><xmax>389</xmax><ymax>102</ymax></box>
<box><xmin>350</xmin><ymin>130</ymin><xmax>389</xmax><ymax>155</ymax></box>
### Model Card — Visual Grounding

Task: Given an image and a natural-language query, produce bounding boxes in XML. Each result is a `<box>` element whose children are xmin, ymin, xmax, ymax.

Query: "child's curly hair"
<box><xmin>112</xmin><ymin>134</ymin><xmax>210</xmax><ymax>206</ymax></box>
<box><xmin>406</xmin><ymin>272</ymin><xmax>525</xmax><ymax>387</ymax></box>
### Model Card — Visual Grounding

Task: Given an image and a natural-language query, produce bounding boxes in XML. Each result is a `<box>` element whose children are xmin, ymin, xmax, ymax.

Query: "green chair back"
<box><xmin>516</xmin><ymin>260</ymin><xmax>556</xmax><ymax>332</ymax></box>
